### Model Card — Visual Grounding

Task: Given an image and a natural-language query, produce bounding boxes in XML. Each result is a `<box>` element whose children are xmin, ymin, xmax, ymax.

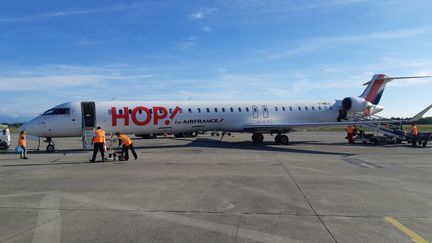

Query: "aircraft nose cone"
<box><xmin>18</xmin><ymin>119</ymin><xmax>38</xmax><ymax>136</ymax></box>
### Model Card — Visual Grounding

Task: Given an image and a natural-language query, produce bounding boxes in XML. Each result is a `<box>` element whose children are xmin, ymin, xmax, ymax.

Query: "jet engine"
<box><xmin>342</xmin><ymin>97</ymin><xmax>371</xmax><ymax>112</ymax></box>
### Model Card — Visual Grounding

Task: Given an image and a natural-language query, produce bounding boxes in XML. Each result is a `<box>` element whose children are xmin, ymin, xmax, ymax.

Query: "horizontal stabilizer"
<box><xmin>363</xmin><ymin>75</ymin><xmax>431</xmax><ymax>85</ymax></box>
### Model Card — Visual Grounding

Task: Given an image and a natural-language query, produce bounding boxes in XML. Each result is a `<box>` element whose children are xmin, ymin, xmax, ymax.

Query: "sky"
<box><xmin>1</xmin><ymin>0</ymin><xmax>432</xmax><ymax>122</ymax></box>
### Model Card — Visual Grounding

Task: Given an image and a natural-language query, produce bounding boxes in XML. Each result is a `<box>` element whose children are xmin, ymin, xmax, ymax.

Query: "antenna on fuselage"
<box><xmin>187</xmin><ymin>97</ymin><xmax>192</xmax><ymax>101</ymax></box>
<box><xmin>111</xmin><ymin>97</ymin><xmax>116</xmax><ymax>101</ymax></box>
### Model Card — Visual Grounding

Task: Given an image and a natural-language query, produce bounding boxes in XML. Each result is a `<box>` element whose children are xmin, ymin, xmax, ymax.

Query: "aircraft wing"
<box><xmin>410</xmin><ymin>104</ymin><xmax>432</xmax><ymax>122</ymax></box>
<box><xmin>243</xmin><ymin>120</ymin><xmax>385</xmax><ymax>133</ymax></box>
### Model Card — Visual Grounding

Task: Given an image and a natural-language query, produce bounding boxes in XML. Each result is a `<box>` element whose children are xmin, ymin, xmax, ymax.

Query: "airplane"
<box><xmin>18</xmin><ymin>74</ymin><xmax>430</xmax><ymax>152</ymax></box>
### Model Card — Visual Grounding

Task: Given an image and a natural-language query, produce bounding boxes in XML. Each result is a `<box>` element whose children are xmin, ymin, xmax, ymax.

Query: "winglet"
<box><xmin>410</xmin><ymin>104</ymin><xmax>432</xmax><ymax>122</ymax></box>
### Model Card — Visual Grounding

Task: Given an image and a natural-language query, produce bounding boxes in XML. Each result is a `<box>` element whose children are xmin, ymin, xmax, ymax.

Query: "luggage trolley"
<box><xmin>106</xmin><ymin>135</ymin><xmax>126</xmax><ymax>161</ymax></box>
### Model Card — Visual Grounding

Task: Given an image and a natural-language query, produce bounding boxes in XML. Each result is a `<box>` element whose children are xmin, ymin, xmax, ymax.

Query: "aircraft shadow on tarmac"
<box><xmin>0</xmin><ymin>137</ymin><xmax>357</xmax><ymax>160</ymax></box>
<box><xmin>1</xmin><ymin>161</ymin><xmax>91</xmax><ymax>167</ymax></box>
<box><xmin>134</xmin><ymin>137</ymin><xmax>356</xmax><ymax>156</ymax></box>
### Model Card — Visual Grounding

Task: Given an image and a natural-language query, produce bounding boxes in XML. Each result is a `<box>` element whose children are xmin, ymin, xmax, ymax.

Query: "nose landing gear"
<box><xmin>44</xmin><ymin>137</ymin><xmax>56</xmax><ymax>152</ymax></box>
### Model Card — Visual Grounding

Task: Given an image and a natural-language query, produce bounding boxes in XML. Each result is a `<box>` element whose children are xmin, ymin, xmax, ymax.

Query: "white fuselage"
<box><xmin>22</xmin><ymin>100</ymin><xmax>344</xmax><ymax>138</ymax></box>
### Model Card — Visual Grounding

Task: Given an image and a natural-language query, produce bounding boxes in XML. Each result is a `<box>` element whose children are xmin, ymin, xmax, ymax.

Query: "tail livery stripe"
<box><xmin>361</xmin><ymin>74</ymin><xmax>386</xmax><ymax>105</ymax></box>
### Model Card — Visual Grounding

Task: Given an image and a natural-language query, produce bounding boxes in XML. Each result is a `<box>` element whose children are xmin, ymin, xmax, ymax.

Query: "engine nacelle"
<box><xmin>342</xmin><ymin>97</ymin><xmax>371</xmax><ymax>112</ymax></box>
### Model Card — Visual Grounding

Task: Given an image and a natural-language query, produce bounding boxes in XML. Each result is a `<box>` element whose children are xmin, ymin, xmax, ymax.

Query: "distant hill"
<box><xmin>0</xmin><ymin>114</ymin><xmax>32</xmax><ymax>124</ymax></box>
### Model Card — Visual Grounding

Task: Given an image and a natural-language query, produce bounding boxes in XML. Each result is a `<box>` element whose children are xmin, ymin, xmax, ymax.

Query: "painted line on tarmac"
<box><xmin>384</xmin><ymin>217</ymin><xmax>429</xmax><ymax>243</ymax></box>
<box><xmin>32</xmin><ymin>193</ymin><xmax>61</xmax><ymax>243</ymax></box>
<box><xmin>60</xmin><ymin>192</ymin><xmax>301</xmax><ymax>243</ymax></box>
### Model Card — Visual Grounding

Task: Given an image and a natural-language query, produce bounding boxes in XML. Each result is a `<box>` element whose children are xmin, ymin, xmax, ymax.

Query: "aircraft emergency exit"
<box><xmin>19</xmin><ymin>74</ymin><xmax>430</xmax><ymax>152</ymax></box>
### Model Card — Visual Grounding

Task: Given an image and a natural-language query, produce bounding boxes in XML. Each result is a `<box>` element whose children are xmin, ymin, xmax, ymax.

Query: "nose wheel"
<box><xmin>44</xmin><ymin>138</ymin><xmax>56</xmax><ymax>152</ymax></box>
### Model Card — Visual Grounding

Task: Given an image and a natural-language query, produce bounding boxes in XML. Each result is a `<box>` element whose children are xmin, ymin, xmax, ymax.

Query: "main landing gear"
<box><xmin>44</xmin><ymin>137</ymin><xmax>56</xmax><ymax>152</ymax></box>
<box><xmin>274</xmin><ymin>134</ymin><xmax>289</xmax><ymax>145</ymax></box>
<box><xmin>251</xmin><ymin>133</ymin><xmax>290</xmax><ymax>145</ymax></box>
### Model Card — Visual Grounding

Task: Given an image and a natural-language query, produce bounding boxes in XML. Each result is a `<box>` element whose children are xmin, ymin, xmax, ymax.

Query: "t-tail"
<box><xmin>360</xmin><ymin>74</ymin><xmax>431</xmax><ymax>105</ymax></box>
<box><xmin>339</xmin><ymin>74</ymin><xmax>431</xmax><ymax>120</ymax></box>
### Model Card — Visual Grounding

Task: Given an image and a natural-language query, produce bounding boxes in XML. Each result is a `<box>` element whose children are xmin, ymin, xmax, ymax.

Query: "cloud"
<box><xmin>203</xmin><ymin>26</ymin><xmax>211</xmax><ymax>32</ymax></box>
<box><xmin>0</xmin><ymin>2</ymin><xmax>145</xmax><ymax>22</ymax></box>
<box><xmin>76</xmin><ymin>37</ymin><xmax>123</xmax><ymax>46</ymax></box>
<box><xmin>188</xmin><ymin>7</ymin><xmax>217</xmax><ymax>20</ymax></box>
<box><xmin>179</xmin><ymin>36</ymin><xmax>199</xmax><ymax>50</ymax></box>
<box><xmin>0</xmin><ymin>64</ymin><xmax>156</xmax><ymax>92</ymax></box>
<box><xmin>261</xmin><ymin>26</ymin><xmax>432</xmax><ymax>60</ymax></box>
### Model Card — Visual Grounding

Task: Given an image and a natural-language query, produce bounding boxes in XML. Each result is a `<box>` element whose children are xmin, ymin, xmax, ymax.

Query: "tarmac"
<box><xmin>0</xmin><ymin>132</ymin><xmax>431</xmax><ymax>243</ymax></box>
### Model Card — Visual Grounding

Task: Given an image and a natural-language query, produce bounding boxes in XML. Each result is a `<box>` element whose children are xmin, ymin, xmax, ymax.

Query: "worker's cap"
<box><xmin>97</xmin><ymin>126</ymin><xmax>101</xmax><ymax>129</ymax></box>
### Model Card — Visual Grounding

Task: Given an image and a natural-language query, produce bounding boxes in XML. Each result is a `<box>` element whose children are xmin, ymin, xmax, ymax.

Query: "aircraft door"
<box><xmin>252</xmin><ymin>105</ymin><xmax>259</xmax><ymax>118</ymax></box>
<box><xmin>81</xmin><ymin>102</ymin><xmax>96</xmax><ymax>150</ymax></box>
<box><xmin>262</xmin><ymin>105</ymin><xmax>269</xmax><ymax>118</ymax></box>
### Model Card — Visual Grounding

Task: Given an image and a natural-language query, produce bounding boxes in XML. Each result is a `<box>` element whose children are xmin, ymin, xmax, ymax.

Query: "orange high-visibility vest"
<box><xmin>345</xmin><ymin>126</ymin><xmax>354</xmax><ymax>134</ymax></box>
<box><xmin>93</xmin><ymin>129</ymin><xmax>106</xmax><ymax>144</ymax></box>
<box><xmin>118</xmin><ymin>134</ymin><xmax>132</xmax><ymax>146</ymax></box>
<box><xmin>18</xmin><ymin>135</ymin><xmax>26</xmax><ymax>147</ymax></box>
<box><xmin>411</xmin><ymin>126</ymin><xmax>418</xmax><ymax>136</ymax></box>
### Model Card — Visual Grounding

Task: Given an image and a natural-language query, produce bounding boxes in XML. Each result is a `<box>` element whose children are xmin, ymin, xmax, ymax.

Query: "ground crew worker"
<box><xmin>115</xmin><ymin>132</ymin><xmax>138</xmax><ymax>161</ymax></box>
<box><xmin>90</xmin><ymin>127</ymin><xmax>106</xmax><ymax>162</ymax></box>
<box><xmin>345</xmin><ymin>125</ymin><xmax>355</xmax><ymax>144</ymax></box>
<box><xmin>411</xmin><ymin>123</ymin><xmax>418</xmax><ymax>146</ymax></box>
<box><xmin>18</xmin><ymin>130</ymin><xmax>28</xmax><ymax>159</ymax></box>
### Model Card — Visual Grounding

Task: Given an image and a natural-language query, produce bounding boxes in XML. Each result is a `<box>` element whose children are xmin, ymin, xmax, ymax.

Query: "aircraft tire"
<box><xmin>252</xmin><ymin>133</ymin><xmax>264</xmax><ymax>143</ymax></box>
<box><xmin>46</xmin><ymin>144</ymin><xmax>55</xmax><ymax>153</ymax></box>
<box><xmin>275</xmin><ymin>135</ymin><xmax>282</xmax><ymax>144</ymax></box>
<box><xmin>280</xmin><ymin>135</ymin><xmax>289</xmax><ymax>145</ymax></box>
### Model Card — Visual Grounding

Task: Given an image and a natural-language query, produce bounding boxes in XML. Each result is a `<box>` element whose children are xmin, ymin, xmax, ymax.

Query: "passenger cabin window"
<box><xmin>275</xmin><ymin>107</ymin><xmax>278</xmax><ymax>111</ymax></box>
<box><xmin>329</xmin><ymin>106</ymin><xmax>333</xmax><ymax>110</ymax></box>
<box><xmin>214</xmin><ymin>108</ymin><xmax>218</xmax><ymax>112</ymax></box>
<box><xmin>2</xmin><ymin>130</ymin><xmax>5</xmax><ymax>135</ymax></box>
<box><xmin>169</xmin><ymin>108</ymin><xmax>173</xmax><ymax>114</ymax></box>
<box><xmin>282</xmin><ymin>107</ymin><xmax>286</xmax><ymax>111</ymax></box>
<box><xmin>230</xmin><ymin>107</ymin><xmax>234</xmax><ymax>112</ymax></box>
<box><xmin>188</xmin><ymin>108</ymin><xmax>192</xmax><ymax>113</ymax></box>
<box><xmin>149</xmin><ymin>109</ymin><xmax>153</xmax><ymax>114</ymax></box>
<box><xmin>197</xmin><ymin>108</ymin><xmax>201</xmax><ymax>113</ymax></box>
<box><xmin>42</xmin><ymin>108</ymin><xmax>70</xmax><ymax>116</ymax></box>
<box><xmin>119</xmin><ymin>109</ymin><xmax>123</xmax><ymax>115</ymax></box>
<box><xmin>312</xmin><ymin>106</ymin><xmax>315</xmax><ymax>111</ymax></box>
<box><xmin>298</xmin><ymin>106</ymin><xmax>301</xmax><ymax>111</ymax></box>
<box><xmin>238</xmin><ymin>107</ymin><xmax>242</xmax><ymax>112</ymax></box>
<box><xmin>179</xmin><ymin>108</ymin><xmax>183</xmax><ymax>113</ymax></box>
<box><xmin>305</xmin><ymin>106</ymin><xmax>308</xmax><ymax>111</ymax></box>
<box><xmin>246</xmin><ymin>107</ymin><xmax>249</xmax><ymax>112</ymax></box>
<box><xmin>318</xmin><ymin>106</ymin><xmax>322</xmax><ymax>111</ymax></box>
<box><xmin>206</xmin><ymin>108</ymin><xmax>210</xmax><ymax>113</ymax></box>
<box><xmin>289</xmin><ymin>107</ymin><xmax>293</xmax><ymax>111</ymax></box>
<box><xmin>222</xmin><ymin>108</ymin><xmax>226</xmax><ymax>112</ymax></box>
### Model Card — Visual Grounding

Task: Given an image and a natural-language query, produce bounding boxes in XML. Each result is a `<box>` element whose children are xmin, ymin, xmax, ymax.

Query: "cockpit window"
<box><xmin>42</xmin><ymin>108</ymin><xmax>70</xmax><ymax>116</ymax></box>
